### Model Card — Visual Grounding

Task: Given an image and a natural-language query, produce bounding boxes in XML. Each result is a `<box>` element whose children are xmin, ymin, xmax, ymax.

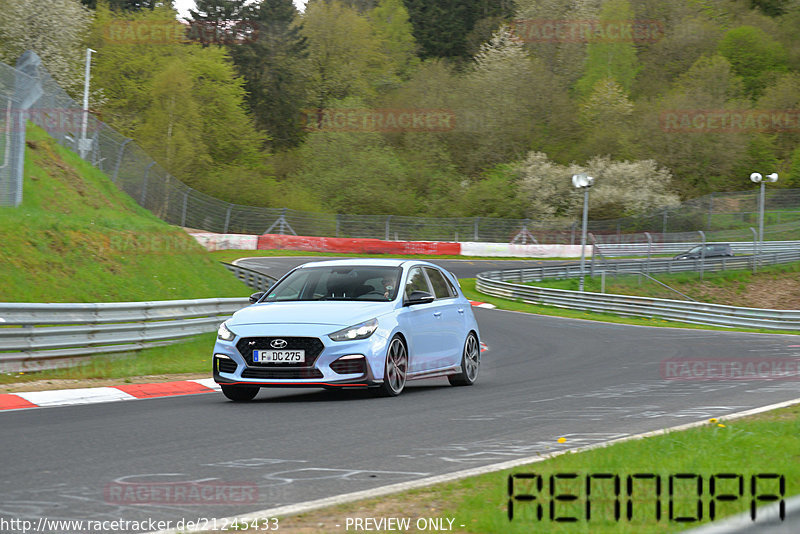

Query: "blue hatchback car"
<box><xmin>212</xmin><ymin>259</ymin><xmax>481</xmax><ymax>401</ymax></box>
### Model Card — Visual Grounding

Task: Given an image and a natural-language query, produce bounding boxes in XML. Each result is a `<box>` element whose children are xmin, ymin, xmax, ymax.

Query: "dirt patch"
<box><xmin>684</xmin><ymin>273</ymin><xmax>800</xmax><ymax>309</ymax></box>
<box><xmin>0</xmin><ymin>373</ymin><xmax>211</xmax><ymax>393</ymax></box>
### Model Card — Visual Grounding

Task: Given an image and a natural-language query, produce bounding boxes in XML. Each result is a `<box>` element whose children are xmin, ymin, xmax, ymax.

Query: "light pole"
<box><xmin>79</xmin><ymin>48</ymin><xmax>97</xmax><ymax>160</ymax></box>
<box><xmin>749</xmin><ymin>172</ymin><xmax>778</xmax><ymax>260</ymax></box>
<box><xmin>572</xmin><ymin>173</ymin><xmax>594</xmax><ymax>291</ymax></box>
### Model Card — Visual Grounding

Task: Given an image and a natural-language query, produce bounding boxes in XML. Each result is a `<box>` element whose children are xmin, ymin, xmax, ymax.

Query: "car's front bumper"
<box><xmin>212</xmin><ymin>326</ymin><xmax>390</xmax><ymax>389</ymax></box>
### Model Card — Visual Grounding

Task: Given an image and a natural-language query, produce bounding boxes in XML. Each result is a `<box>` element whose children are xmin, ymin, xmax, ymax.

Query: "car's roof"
<box><xmin>297</xmin><ymin>258</ymin><xmax>435</xmax><ymax>269</ymax></box>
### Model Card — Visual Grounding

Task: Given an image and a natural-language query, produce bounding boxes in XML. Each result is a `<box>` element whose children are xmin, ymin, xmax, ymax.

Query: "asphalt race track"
<box><xmin>1</xmin><ymin>258</ymin><xmax>798</xmax><ymax>530</ymax></box>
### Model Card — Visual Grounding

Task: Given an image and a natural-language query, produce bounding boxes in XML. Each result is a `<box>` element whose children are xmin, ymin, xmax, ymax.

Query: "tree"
<box><xmin>637</xmin><ymin>55</ymin><xmax>751</xmax><ymax>195</ymax></box>
<box><xmin>137</xmin><ymin>60</ymin><xmax>211</xmax><ymax>181</ymax></box>
<box><xmin>368</xmin><ymin>0</ymin><xmax>419</xmax><ymax>80</ymax></box>
<box><xmin>718</xmin><ymin>25</ymin><xmax>789</xmax><ymax>99</ymax></box>
<box><xmin>302</xmin><ymin>0</ymin><xmax>391</xmax><ymax>106</ymax></box>
<box><xmin>402</xmin><ymin>0</ymin><xmax>514</xmax><ymax>60</ymax></box>
<box><xmin>0</xmin><ymin>0</ymin><xmax>92</xmax><ymax>96</ymax></box>
<box><xmin>578</xmin><ymin>77</ymin><xmax>635</xmax><ymax>159</ymax></box>
<box><xmin>515</xmin><ymin>151</ymin><xmax>680</xmax><ymax>220</ymax></box>
<box><xmin>229</xmin><ymin>0</ymin><xmax>309</xmax><ymax>148</ymax></box>
<box><xmin>574</xmin><ymin>0</ymin><xmax>641</xmax><ymax>97</ymax></box>
<box><xmin>749</xmin><ymin>0</ymin><xmax>792</xmax><ymax>17</ymax></box>
<box><xmin>452</xmin><ymin>26</ymin><xmax>572</xmax><ymax>175</ymax></box>
<box><xmin>81</xmin><ymin>0</ymin><xmax>164</xmax><ymax>9</ymax></box>
<box><xmin>187</xmin><ymin>0</ymin><xmax>247</xmax><ymax>47</ymax></box>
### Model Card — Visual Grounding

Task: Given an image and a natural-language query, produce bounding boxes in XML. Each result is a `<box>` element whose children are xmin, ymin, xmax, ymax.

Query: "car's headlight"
<box><xmin>217</xmin><ymin>322</ymin><xmax>236</xmax><ymax>341</ymax></box>
<box><xmin>328</xmin><ymin>318</ymin><xmax>378</xmax><ymax>341</ymax></box>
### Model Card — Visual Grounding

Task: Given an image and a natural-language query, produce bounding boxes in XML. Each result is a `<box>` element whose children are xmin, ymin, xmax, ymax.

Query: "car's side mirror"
<box><xmin>249</xmin><ymin>292</ymin><xmax>265</xmax><ymax>304</ymax></box>
<box><xmin>404</xmin><ymin>290</ymin><xmax>435</xmax><ymax>306</ymax></box>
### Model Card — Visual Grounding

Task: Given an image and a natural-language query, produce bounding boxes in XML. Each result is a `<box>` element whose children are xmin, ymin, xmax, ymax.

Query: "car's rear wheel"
<box><xmin>448</xmin><ymin>333</ymin><xmax>480</xmax><ymax>386</ymax></box>
<box><xmin>221</xmin><ymin>385</ymin><xmax>259</xmax><ymax>402</ymax></box>
<box><xmin>377</xmin><ymin>336</ymin><xmax>407</xmax><ymax>397</ymax></box>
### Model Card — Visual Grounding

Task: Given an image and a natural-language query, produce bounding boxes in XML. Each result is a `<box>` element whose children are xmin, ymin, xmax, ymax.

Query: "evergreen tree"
<box><xmin>229</xmin><ymin>0</ymin><xmax>309</xmax><ymax>148</ymax></box>
<box><xmin>187</xmin><ymin>0</ymin><xmax>246</xmax><ymax>47</ymax></box>
<box><xmin>81</xmin><ymin>0</ymin><xmax>163</xmax><ymax>10</ymax></box>
<box><xmin>402</xmin><ymin>0</ymin><xmax>515</xmax><ymax>60</ymax></box>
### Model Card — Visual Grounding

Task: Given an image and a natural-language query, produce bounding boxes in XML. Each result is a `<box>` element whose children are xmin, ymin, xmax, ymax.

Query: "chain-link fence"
<box><xmin>4</xmin><ymin>52</ymin><xmax>800</xmax><ymax>243</ymax></box>
<box><xmin>0</xmin><ymin>53</ymin><xmax>43</xmax><ymax>206</ymax></box>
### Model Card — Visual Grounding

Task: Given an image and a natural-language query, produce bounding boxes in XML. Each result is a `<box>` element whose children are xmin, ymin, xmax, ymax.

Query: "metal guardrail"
<box><xmin>476</xmin><ymin>251</ymin><xmax>800</xmax><ymax>330</ymax></box>
<box><xmin>480</xmin><ymin>250</ymin><xmax>800</xmax><ymax>282</ymax></box>
<box><xmin>221</xmin><ymin>262</ymin><xmax>277</xmax><ymax>292</ymax></box>
<box><xmin>0</xmin><ymin>298</ymin><xmax>248</xmax><ymax>372</ymax></box>
<box><xmin>598</xmin><ymin>240</ymin><xmax>800</xmax><ymax>256</ymax></box>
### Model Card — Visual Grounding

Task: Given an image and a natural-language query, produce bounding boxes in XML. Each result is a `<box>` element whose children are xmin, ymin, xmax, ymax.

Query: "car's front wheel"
<box><xmin>221</xmin><ymin>385</ymin><xmax>259</xmax><ymax>402</ymax></box>
<box><xmin>448</xmin><ymin>333</ymin><xmax>480</xmax><ymax>386</ymax></box>
<box><xmin>377</xmin><ymin>336</ymin><xmax>407</xmax><ymax>397</ymax></box>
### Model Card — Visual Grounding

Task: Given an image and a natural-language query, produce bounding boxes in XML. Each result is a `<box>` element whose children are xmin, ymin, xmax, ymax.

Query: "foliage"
<box><xmin>302</xmin><ymin>0</ymin><xmax>392</xmax><ymax>106</ymax></box>
<box><xmin>515</xmin><ymin>151</ymin><xmax>680</xmax><ymax>220</ymax></box>
<box><xmin>718</xmin><ymin>25</ymin><xmax>789</xmax><ymax>99</ymax></box>
<box><xmin>226</xmin><ymin>0</ymin><xmax>309</xmax><ymax>148</ymax></box>
<box><xmin>574</xmin><ymin>0</ymin><xmax>641</xmax><ymax>97</ymax></box>
<box><xmin>0</xmin><ymin>0</ymin><xmax>92</xmax><ymax>96</ymax></box>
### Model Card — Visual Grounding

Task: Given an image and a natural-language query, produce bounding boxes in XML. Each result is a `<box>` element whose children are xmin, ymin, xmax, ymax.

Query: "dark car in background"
<box><xmin>674</xmin><ymin>244</ymin><xmax>734</xmax><ymax>260</ymax></box>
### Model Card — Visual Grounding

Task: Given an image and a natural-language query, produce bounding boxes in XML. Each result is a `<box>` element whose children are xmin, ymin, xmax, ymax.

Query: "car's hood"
<box><xmin>228</xmin><ymin>301</ymin><xmax>396</xmax><ymax>327</ymax></box>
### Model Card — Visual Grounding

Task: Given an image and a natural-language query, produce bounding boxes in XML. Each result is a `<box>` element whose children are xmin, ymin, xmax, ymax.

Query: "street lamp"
<box><xmin>572</xmin><ymin>173</ymin><xmax>594</xmax><ymax>291</ymax></box>
<box><xmin>749</xmin><ymin>172</ymin><xmax>778</xmax><ymax>259</ymax></box>
<box><xmin>79</xmin><ymin>48</ymin><xmax>97</xmax><ymax>160</ymax></box>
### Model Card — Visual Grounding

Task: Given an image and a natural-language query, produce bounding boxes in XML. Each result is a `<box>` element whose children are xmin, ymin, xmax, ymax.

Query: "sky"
<box><xmin>173</xmin><ymin>0</ymin><xmax>308</xmax><ymax>18</ymax></box>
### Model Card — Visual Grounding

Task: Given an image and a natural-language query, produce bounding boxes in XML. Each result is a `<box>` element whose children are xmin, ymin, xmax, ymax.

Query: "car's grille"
<box><xmin>330</xmin><ymin>358</ymin><xmax>366</xmax><ymax>375</ymax></box>
<box><xmin>241</xmin><ymin>367</ymin><xmax>324</xmax><ymax>379</ymax></box>
<box><xmin>216</xmin><ymin>357</ymin><xmax>237</xmax><ymax>374</ymax></box>
<box><xmin>236</xmin><ymin>337</ymin><xmax>324</xmax><ymax>367</ymax></box>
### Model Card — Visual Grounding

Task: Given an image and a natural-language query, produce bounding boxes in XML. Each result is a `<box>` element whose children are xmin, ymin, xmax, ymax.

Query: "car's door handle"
<box><xmin>433</xmin><ymin>311</ymin><xmax>442</xmax><ymax>317</ymax></box>
<box><xmin>457</xmin><ymin>308</ymin><xmax>465</xmax><ymax>314</ymax></box>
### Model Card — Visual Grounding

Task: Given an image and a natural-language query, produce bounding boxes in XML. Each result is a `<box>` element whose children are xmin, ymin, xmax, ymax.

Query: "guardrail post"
<box><xmin>698</xmin><ymin>230</ymin><xmax>706</xmax><ymax>280</ymax></box>
<box><xmin>112</xmin><ymin>138</ymin><xmax>131</xmax><ymax>184</ymax></box>
<box><xmin>180</xmin><ymin>190</ymin><xmax>189</xmax><ymax>227</ymax></box>
<box><xmin>385</xmin><ymin>215</ymin><xmax>392</xmax><ymax>241</ymax></box>
<box><xmin>223</xmin><ymin>205</ymin><xmax>232</xmax><ymax>234</ymax></box>
<box><xmin>141</xmin><ymin>161</ymin><xmax>155</xmax><ymax>205</ymax></box>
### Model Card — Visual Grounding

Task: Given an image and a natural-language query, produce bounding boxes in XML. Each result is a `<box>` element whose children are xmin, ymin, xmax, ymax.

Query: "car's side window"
<box><xmin>404</xmin><ymin>267</ymin><xmax>431</xmax><ymax>299</ymax></box>
<box><xmin>424</xmin><ymin>267</ymin><xmax>454</xmax><ymax>299</ymax></box>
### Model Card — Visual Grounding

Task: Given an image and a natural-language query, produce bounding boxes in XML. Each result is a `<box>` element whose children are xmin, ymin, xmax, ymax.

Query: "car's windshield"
<box><xmin>264</xmin><ymin>266</ymin><xmax>402</xmax><ymax>302</ymax></box>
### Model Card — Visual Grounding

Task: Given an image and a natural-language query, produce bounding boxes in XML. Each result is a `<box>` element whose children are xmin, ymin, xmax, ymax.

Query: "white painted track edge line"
<box><xmin>151</xmin><ymin>395</ymin><xmax>800</xmax><ymax>534</ymax></box>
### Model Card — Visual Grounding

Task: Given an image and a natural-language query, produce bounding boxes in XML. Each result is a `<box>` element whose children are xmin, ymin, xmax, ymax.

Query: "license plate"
<box><xmin>253</xmin><ymin>350</ymin><xmax>305</xmax><ymax>363</ymax></box>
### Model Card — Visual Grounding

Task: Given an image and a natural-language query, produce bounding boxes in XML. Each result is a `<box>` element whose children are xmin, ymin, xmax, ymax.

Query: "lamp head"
<box><xmin>572</xmin><ymin>174</ymin><xmax>594</xmax><ymax>188</ymax></box>
<box><xmin>766</xmin><ymin>173</ymin><xmax>779</xmax><ymax>183</ymax></box>
<box><xmin>750</xmin><ymin>172</ymin><xmax>763</xmax><ymax>183</ymax></box>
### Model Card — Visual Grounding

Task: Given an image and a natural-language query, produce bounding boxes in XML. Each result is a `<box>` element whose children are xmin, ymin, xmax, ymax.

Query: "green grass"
<box><xmin>460</xmin><ymin>278</ymin><xmax>798</xmax><ymax>334</ymax></box>
<box><xmin>525</xmin><ymin>261</ymin><xmax>800</xmax><ymax>305</ymax></box>
<box><xmin>0</xmin><ymin>333</ymin><xmax>215</xmax><ymax>386</ymax></box>
<box><xmin>442</xmin><ymin>405</ymin><xmax>800</xmax><ymax>533</ymax></box>
<box><xmin>0</xmin><ymin>124</ymin><xmax>249</xmax><ymax>302</ymax></box>
<box><xmin>273</xmin><ymin>405</ymin><xmax>800</xmax><ymax>533</ymax></box>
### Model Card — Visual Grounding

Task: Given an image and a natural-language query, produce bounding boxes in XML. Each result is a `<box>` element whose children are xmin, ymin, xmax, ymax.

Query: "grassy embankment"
<box><xmin>0</xmin><ymin>125</ymin><xmax>249</xmax><ymax>384</ymax></box>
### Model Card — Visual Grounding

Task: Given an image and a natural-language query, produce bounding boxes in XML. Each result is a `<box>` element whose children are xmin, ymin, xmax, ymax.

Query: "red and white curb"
<box><xmin>1</xmin><ymin>341</ymin><xmax>489</xmax><ymax>412</ymax></box>
<box><xmin>469</xmin><ymin>300</ymin><xmax>496</xmax><ymax>309</ymax></box>
<box><xmin>0</xmin><ymin>378</ymin><xmax>220</xmax><ymax>412</ymax></box>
